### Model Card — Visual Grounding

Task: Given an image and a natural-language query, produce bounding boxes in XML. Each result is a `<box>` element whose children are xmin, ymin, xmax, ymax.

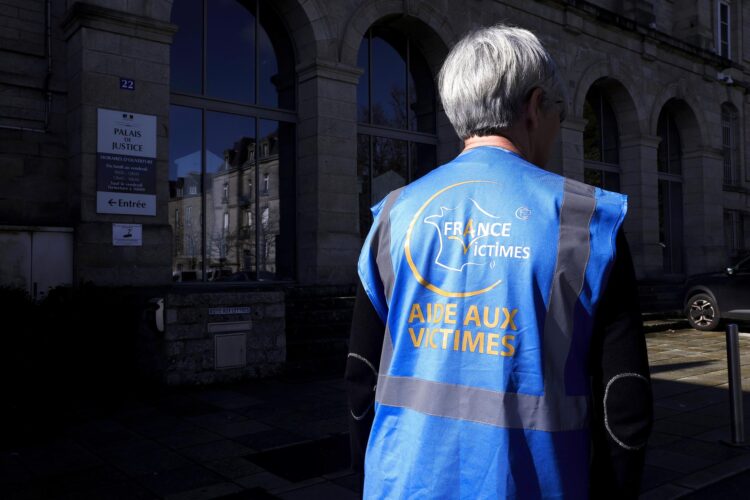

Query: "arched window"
<box><xmin>356</xmin><ymin>24</ymin><xmax>437</xmax><ymax>238</ymax></box>
<box><xmin>583</xmin><ymin>86</ymin><xmax>620</xmax><ymax>191</ymax></box>
<box><xmin>657</xmin><ymin>107</ymin><xmax>684</xmax><ymax>274</ymax></box>
<box><xmin>722</xmin><ymin>103</ymin><xmax>741</xmax><ymax>186</ymax></box>
<box><xmin>168</xmin><ymin>0</ymin><xmax>296</xmax><ymax>282</ymax></box>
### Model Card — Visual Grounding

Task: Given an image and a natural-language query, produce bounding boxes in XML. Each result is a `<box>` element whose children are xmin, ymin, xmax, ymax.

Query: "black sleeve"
<box><xmin>589</xmin><ymin>230</ymin><xmax>654</xmax><ymax>499</ymax></box>
<box><xmin>345</xmin><ymin>282</ymin><xmax>385</xmax><ymax>473</ymax></box>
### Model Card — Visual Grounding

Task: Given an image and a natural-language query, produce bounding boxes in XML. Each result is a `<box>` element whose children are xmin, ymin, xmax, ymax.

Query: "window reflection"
<box><xmin>172</xmin><ymin>0</ymin><xmax>294</xmax><ymax>110</ymax></box>
<box><xmin>206</xmin><ymin>0</ymin><xmax>256</xmax><ymax>103</ymax></box>
<box><xmin>357</xmin><ymin>134</ymin><xmax>436</xmax><ymax>239</ymax></box>
<box><xmin>409</xmin><ymin>46</ymin><xmax>435</xmax><ymax>133</ymax></box>
<box><xmin>170</xmin><ymin>0</ymin><xmax>202</xmax><ymax>94</ymax></box>
<box><xmin>258</xmin><ymin>21</ymin><xmax>276</xmax><ymax>107</ymax></box>
<box><xmin>169</xmin><ymin>105</ymin><xmax>203</xmax><ymax>281</ymax></box>
<box><xmin>258</xmin><ymin>6</ymin><xmax>295</xmax><ymax>109</ymax></box>
<box><xmin>372</xmin><ymin>137</ymin><xmax>408</xmax><ymax>204</ymax></box>
<box><xmin>357</xmin><ymin>27</ymin><xmax>436</xmax><ymax>133</ymax></box>
<box><xmin>371</xmin><ymin>28</ymin><xmax>408</xmax><ymax>129</ymax></box>
<box><xmin>245</xmin><ymin>120</ymin><xmax>283</xmax><ymax>279</ymax></box>
<box><xmin>194</xmin><ymin>113</ymin><xmax>294</xmax><ymax>280</ymax></box>
<box><xmin>205</xmin><ymin>111</ymin><xmax>255</xmax><ymax>278</ymax></box>
<box><xmin>356</xmin><ymin>22</ymin><xmax>438</xmax><ymax>238</ymax></box>
<box><xmin>170</xmin><ymin>1</ymin><xmax>296</xmax><ymax>281</ymax></box>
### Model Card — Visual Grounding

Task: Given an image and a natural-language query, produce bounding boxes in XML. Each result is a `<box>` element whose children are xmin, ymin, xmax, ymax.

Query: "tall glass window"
<box><xmin>722</xmin><ymin>103</ymin><xmax>741</xmax><ymax>186</ymax></box>
<box><xmin>356</xmin><ymin>25</ymin><xmax>438</xmax><ymax>238</ymax></box>
<box><xmin>583</xmin><ymin>86</ymin><xmax>620</xmax><ymax>191</ymax></box>
<box><xmin>717</xmin><ymin>1</ymin><xmax>731</xmax><ymax>59</ymax></box>
<box><xmin>657</xmin><ymin>107</ymin><xmax>684</xmax><ymax>274</ymax></box>
<box><xmin>724</xmin><ymin>210</ymin><xmax>746</xmax><ymax>259</ymax></box>
<box><xmin>169</xmin><ymin>0</ymin><xmax>296</xmax><ymax>282</ymax></box>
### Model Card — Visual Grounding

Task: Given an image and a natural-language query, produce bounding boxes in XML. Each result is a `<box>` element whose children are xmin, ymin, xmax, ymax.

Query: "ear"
<box><xmin>526</xmin><ymin>87</ymin><xmax>545</xmax><ymax>131</ymax></box>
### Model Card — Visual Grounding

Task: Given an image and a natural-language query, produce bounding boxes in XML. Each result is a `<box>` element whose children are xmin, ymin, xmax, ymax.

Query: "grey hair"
<box><xmin>438</xmin><ymin>24</ymin><xmax>566</xmax><ymax>139</ymax></box>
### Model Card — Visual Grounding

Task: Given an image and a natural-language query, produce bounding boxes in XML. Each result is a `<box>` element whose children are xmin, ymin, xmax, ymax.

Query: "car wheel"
<box><xmin>686</xmin><ymin>293</ymin><xmax>721</xmax><ymax>331</ymax></box>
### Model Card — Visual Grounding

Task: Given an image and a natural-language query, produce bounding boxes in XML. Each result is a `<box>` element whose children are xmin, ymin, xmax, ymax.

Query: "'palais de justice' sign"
<box><xmin>96</xmin><ymin>108</ymin><xmax>157</xmax><ymax>216</ymax></box>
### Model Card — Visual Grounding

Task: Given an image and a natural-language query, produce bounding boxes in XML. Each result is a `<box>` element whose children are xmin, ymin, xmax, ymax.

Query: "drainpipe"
<box><xmin>0</xmin><ymin>0</ymin><xmax>52</xmax><ymax>134</ymax></box>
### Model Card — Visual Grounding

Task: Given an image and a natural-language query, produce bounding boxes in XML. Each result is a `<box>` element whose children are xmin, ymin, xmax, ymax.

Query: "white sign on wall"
<box><xmin>96</xmin><ymin>109</ymin><xmax>157</xmax><ymax>216</ymax></box>
<box><xmin>112</xmin><ymin>223</ymin><xmax>143</xmax><ymax>246</ymax></box>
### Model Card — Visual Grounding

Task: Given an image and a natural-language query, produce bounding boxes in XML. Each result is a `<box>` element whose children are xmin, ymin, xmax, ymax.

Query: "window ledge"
<box><xmin>723</xmin><ymin>184</ymin><xmax>748</xmax><ymax>194</ymax></box>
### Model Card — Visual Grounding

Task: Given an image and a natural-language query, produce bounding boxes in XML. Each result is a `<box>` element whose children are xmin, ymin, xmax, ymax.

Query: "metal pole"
<box><xmin>726</xmin><ymin>323</ymin><xmax>745</xmax><ymax>444</ymax></box>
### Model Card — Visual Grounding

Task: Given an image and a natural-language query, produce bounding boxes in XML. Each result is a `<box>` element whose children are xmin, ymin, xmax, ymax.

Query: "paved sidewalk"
<box><xmin>641</xmin><ymin>326</ymin><xmax>750</xmax><ymax>499</ymax></box>
<box><xmin>2</xmin><ymin>326</ymin><xmax>750</xmax><ymax>499</ymax></box>
<box><xmin>1</xmin><ymin>378</ymin><xmax>359</xmax><ymax>499</ymax></box>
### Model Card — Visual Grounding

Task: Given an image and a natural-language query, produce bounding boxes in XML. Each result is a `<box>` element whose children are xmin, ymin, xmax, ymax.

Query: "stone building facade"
<box><xmin>1</xmin><ymin>0</ymin><xmax>749</xmax><ymax>379</ymax></box>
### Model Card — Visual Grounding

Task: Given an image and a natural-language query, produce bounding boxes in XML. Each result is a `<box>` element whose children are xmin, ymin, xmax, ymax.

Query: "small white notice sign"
<box><xmin>113</xmin><ymin>223</ymin><xmax>142</xmax><ymax>246</ymax></box>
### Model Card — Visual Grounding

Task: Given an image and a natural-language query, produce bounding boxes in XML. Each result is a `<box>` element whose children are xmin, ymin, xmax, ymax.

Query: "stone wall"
<box><xmin>62</xmin><ymin>2</ymin><xmax>175</xmax><ymax>285</ymax></box>
<box><xmin>0</xmin><ymin>0</ymin><xmax>70</xmax><ymax>226</ymax></box>
<box><xmin>163</xmin><ymin>290</ymin><xmax>286</xmax><ymax>385</ymax></box>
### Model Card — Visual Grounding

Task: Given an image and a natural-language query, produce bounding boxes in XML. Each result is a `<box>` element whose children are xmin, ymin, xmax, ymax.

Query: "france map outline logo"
<box><xmin>423</xmin><ymin>198</ymin><xmax>503</xmax><ymax>273</ymax></box>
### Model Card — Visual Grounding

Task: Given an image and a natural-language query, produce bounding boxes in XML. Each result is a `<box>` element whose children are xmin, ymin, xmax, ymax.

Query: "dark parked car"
<box><xmin>684</xmin><ymin>255</ymin><xmax>750</xmax><ymax>331</ymax></box>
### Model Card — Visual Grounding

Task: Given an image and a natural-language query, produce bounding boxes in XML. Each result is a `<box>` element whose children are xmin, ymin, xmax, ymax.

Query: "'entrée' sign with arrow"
<box><xmin>96</xmin><ymin>108</ymin><xmax>157</xmax><ymax>216</ymax></box>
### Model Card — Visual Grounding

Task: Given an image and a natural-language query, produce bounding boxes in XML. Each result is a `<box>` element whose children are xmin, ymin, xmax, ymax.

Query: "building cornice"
<box><xmin>62</xmin><ymin>2</ymin><xmax>177</xmax><ymax>44</ymax></box>
<box><xmin>544</xmin><ymin>0</ymin><xmax>742</xmax><ymax>72</ymax></box>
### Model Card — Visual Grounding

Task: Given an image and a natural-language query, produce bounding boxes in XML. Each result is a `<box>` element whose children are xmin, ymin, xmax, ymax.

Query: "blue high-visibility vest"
<box><xmin>358</xmin><ymin>146</ymin><xmax>627</xmax><ymax>499</ymax></box>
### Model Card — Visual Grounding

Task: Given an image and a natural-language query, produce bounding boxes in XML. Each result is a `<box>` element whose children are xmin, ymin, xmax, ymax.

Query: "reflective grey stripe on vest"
<box><xmin>377</xmin><ymin>374</ymin><xmax>587</xmax><ymax>431</ymax></box>
<box><xmin>375</xmin><ymin>178</ymin><xmax>596</xmax><ymax>433</ymax></box>
<box><xmin>378</xmin><ymin>324</ymin><xmax>394</xmax><ymax>393</ymax></box>
<box><xmin>371</xmin><ymin>188</ymin><xmax>402</xmax><ymax>387</ymax></box>
<box><xmin>541</xmin><ymin>179</ymin><xmax>596</xmax><ymax>414</ymax></box>
<box><xmin>374</xmin><ymin>188</ymin><xmax>402</xmax><ymax>304</ymax></box>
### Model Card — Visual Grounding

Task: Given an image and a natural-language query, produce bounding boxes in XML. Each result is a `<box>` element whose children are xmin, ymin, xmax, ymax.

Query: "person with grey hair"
<box><xmin>346</xmin><ymin>24</ymin><xmax>652</xmax><ymax>499</ymax></box>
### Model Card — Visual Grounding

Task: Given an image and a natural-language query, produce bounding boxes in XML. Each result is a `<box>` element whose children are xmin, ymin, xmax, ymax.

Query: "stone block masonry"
<box><xmin>164</xmin><ymin>290</ymin><xmax>285</xmax><ymax>385</ymax></box>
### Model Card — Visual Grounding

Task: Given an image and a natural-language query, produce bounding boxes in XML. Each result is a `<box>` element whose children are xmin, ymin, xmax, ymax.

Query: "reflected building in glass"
<box><xmin>169</xmin><ymin>123</ymin><xmax>289</xmax><ymax>281</ymax></box>
<box><xmin>167</xmin><ymin>0</ymin><xmax>295</xmax><ymax>282</ymax></box>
